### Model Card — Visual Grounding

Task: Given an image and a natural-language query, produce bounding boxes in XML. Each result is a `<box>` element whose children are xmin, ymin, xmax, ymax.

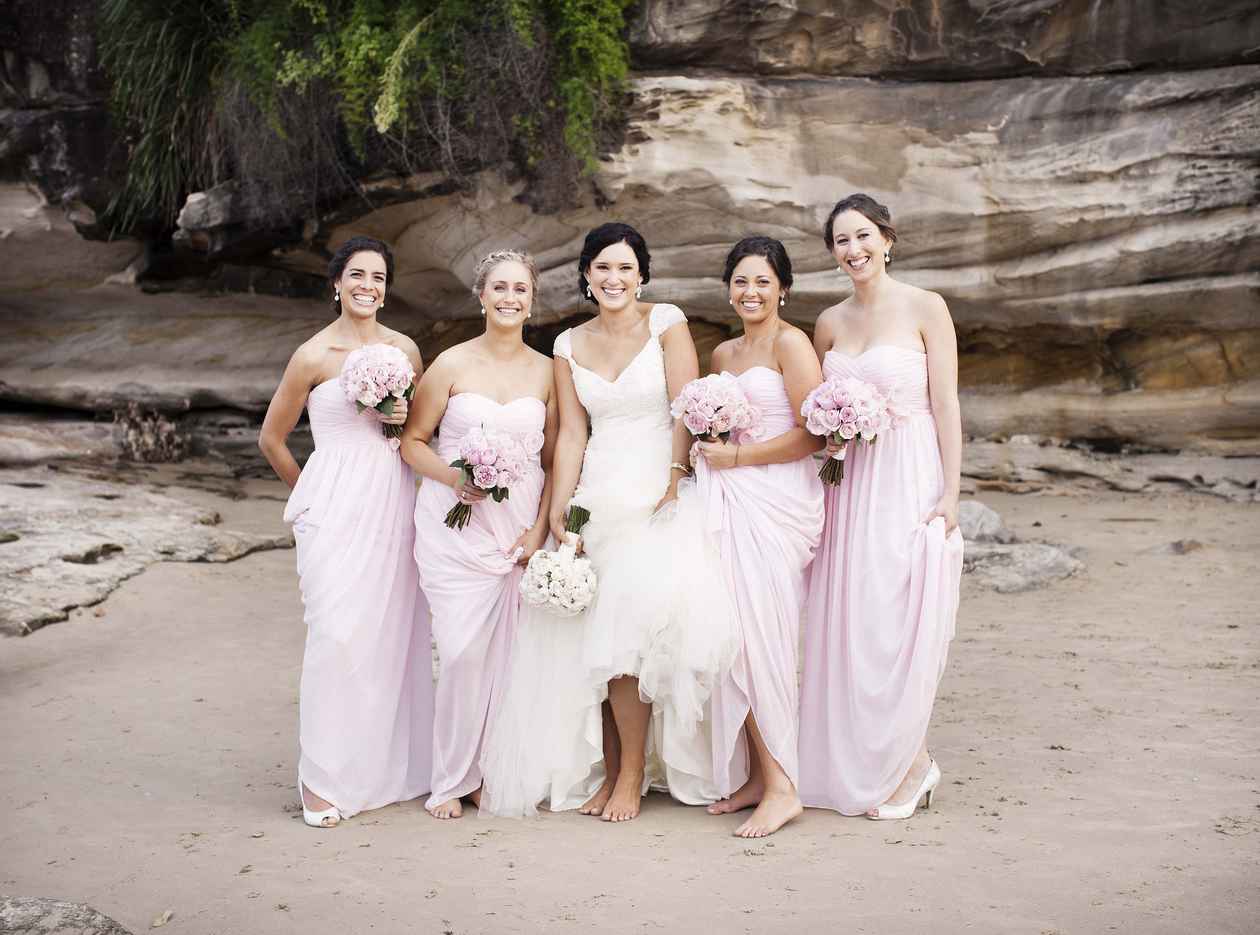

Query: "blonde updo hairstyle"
<box><xmin>472</xmin><ymin>249</ymin><xmax>540</xmax><ymax>297</ymax></box>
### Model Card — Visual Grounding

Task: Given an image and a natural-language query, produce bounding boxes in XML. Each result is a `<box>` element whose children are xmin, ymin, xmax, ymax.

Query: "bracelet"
<box><xmin>669</xmin><ymin>462</ymin><xmax>691</xmax><ymax>476</ymax></box>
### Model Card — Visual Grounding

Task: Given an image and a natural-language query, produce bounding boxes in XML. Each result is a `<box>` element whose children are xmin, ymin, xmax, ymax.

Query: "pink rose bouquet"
<box><xmin>444</xmin><ymin>427</ymin><xmax>528</xmax><ymax>530</ymax></box>
<box><xmin>801</xmin><ymin>376</ymin><xmax>896</xmax><ymax>485</ymax></box>
<box><xmin>339</xmin><ymin>343</ymin><xmax>416</xmax><ymax>448</ymax></box>
<box><xmin>670</xmin><ymin>373</ymin><xmax>760</xmax><ymax>442</ymax></box>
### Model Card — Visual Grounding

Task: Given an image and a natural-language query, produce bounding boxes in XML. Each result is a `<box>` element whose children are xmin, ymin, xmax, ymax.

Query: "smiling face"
<box><xmin>830</xmin><ymin>209</ymin><xmax>891</xmax><ymax>284</ymax></box>
<box><xmin>585</xmin><ymin>241</ymin><xmax>640</xmax><ymax>312</ymax></box>
<box><xmin>337</xmin><ymin>250</ymin><xmax>388</xmax><ymax>317</ymax></box>
<box><xmin>479</xmin><ymin>259</ymin><xmax>534</xmax><ymax>328</ymax></box>
<box><xmin>728</xmin><ymin>254</ymin><xmax>783</xmax><ymax>326</ymax></box>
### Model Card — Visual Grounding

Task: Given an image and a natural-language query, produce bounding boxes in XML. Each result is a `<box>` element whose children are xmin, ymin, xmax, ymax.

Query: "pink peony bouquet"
<box><xmin>670</xmin><ymin>373</ymin><xmax>760</xmax><ymax>442</ymax></box>
<box><xmin>444</xmin><ymin>427</ymin><xmax>528</xmax><ymax>530</ymax></box>
<box><xmin>339</xmin><ymin>344</ymin><xmax>416</xmax><ymax>448</ymax></box>
<box><xmin>801</xmin><ymin>376</ymin><xmax>898</xmax><ymax>485</ymax></box>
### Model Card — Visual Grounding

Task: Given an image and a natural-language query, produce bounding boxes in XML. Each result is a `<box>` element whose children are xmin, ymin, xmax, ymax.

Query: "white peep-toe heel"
<box><xmin>299</xmin><ymin>778</ymin><xmax>341</xmax><ymax>828</ymax></box>
<box><xmin>866</xmin><ymin>759</ymin><xmax>940</xmax><ymax>821</ymax></box>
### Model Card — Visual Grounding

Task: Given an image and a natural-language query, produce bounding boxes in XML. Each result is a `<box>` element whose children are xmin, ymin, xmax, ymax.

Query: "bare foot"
<box><xmin>600</xmin><ymin>766</ymin><xmax>644</xmax><ymax>822</ymax></box>
<box><xmin>579</xmin><ymin>779</ymin><xmax>614</xmax><ymax>816</ymax></box>
<box><xmin>427</xmin><ymin>797</ymin><xmax>463</xmax><ymax>820</ymax></box>
<box><xmin>868</xmin><ymin>750</ymin><xmax>932</xmax><ymax>816</ymax></box>
<box><xmin>734</xmin><ymin>790</ymin><xmax>802</xmax><ymax>838</ymax></box>
<box><xmin>707</xmin><ymin>777</ymin><xmax>764</xmax><ymax>815</ymax></box>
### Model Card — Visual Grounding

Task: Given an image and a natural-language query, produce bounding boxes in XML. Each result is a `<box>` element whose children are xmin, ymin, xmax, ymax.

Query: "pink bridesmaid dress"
<box><xmin>703</xmin><ymin>367</ymin><xmax>824</xmax><ymax>796</ymax></box>
<box><xmin>412</xmin><ymin>393</ymin><xmax>546</xmax><ymax>810</ymax></box>
<box><xmin>798</xmin><ymin>346</ymin><xmax>964</xmax><ymax>815</ymax></box>
<box><xmin>282</xmin><ymin>378</ymin><xmax>434</xmax><ymax>818</ymax></box>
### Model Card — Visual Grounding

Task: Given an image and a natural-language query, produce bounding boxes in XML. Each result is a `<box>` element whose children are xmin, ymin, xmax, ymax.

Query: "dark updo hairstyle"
<box><xmin>577</xmin><ymin>222</ymin><xmax>651</xmax><ymax>305</ymax></box>
<box><xmin>328</xmin><ymin>235</ymin><xmax>396</xmax><ymax>309</ymax></box>
<box><xmin>722</xmin><ymin>236</ymin><xmax>794</xmax><ymax>295</ymax></box>
<box><xmin>822</xmin><ymin>193</ymin><xmax>897</xmax><ymax>251</ymax></box>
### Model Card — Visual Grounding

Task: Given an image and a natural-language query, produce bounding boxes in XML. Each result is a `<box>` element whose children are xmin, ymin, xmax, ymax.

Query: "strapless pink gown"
<box><xmin>702</xmin><ymin>368</ymin><xmax>824</xmax><ymax>796</ymax></box>
<box><xmin>798</xmin><ymin>347</ymin><xmax>964</xmax><ymax>815</ymax></box>
<box><xmin>283</xmin><ymin>378</ymin><xmax>433</xmax><ymax>818</ymax></box>
<box><xmin>413</xmin><ymin>393</ymin><xmax>546</xmax><ymax>809</ymax></box>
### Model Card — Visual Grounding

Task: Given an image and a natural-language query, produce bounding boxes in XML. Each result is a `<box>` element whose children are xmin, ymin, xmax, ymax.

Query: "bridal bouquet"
<box><xmin>801</xmin><ymin>376</ymin><xmax>894</xmax><ymax>485</ymax></box>
<box><xmin>520</xmin><ymin>506</ymin><xmax>596</xmax><ymax>617</ymax></box>
<box><xmin>670</xmin><ymin>373</ymin><xmax>760</xmax><ymax>442</ymax></box>
<box><xmin>444</xmin><ymin>427</ymin><xmax>527</xmax><ymax>530</ymax></box>
<box><xmin>339</xmin><ymin>344</ymin><xmax>416</xmax><ymax>448</ymax></box>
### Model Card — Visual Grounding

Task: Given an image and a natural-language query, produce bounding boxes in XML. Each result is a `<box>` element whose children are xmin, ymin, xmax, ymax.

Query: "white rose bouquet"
<box><xmin>519</xmin><ymin>506</ymin><xmax>596</xmax><ymax>618</ymax></box>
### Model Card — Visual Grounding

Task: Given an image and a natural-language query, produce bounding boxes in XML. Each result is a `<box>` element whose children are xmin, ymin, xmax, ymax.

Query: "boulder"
<box><xmin>0</xmin><ymin>895</ymin><xmax>132</xmax><ymax>934</ymax></box>
<box><xmin>958</xmin><ymin>500</ymin><xmax>1015</xmax><ymax>544</ymax></box>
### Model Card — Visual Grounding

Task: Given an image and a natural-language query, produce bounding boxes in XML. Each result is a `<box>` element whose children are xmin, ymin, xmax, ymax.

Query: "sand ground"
<box><xmin>2</xmin><ymin>485</ymin><xmax>1258</xmax><ymax>934</ymax></box>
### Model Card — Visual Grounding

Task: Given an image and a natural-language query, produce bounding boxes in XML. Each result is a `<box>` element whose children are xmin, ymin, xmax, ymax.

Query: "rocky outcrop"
<box><xmin>959</xmin><ymin>498</ymin><xmax>1083</xmax><ymax>593</ymax></box>
<box><xmin>0</xmin><ymin>462</ymin><xmax>293</xmax><ymax>635</ymax></box>
<box><xmin>630</xmin><ymin>0</ymin><xmax>1260</xmax><ymax>78</ymax></box>
<box><xmin>2</xmin><ymin>1</ymin><xmax>1258</xmax><ymax>454</ymax></box>
<box><xmin>0</xmin><ymin>896</ymin><xmax>132</xmax><ymax>934</ymax></box>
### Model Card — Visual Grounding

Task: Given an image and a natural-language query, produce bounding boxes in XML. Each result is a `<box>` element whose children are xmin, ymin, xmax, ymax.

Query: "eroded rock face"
<box><xmin>3</xmin><ymin>2</ymin><xmax>1257</xmax><ymax>454</ymax></box>
<box><xmin>630</xmin><ymin>0</ymin><xmax>1260</xmax><ymax>78</ymax></box>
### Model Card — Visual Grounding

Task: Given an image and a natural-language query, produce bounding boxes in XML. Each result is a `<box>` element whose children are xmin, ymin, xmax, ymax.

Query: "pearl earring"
<box><xmin>884</xmin><ymin>251</ymin><xmax>891</xmax><ymax>265</ymax></box>
<box><xmin>481</xmin><ymin>307</ymin><xmax>487</xmax><ymax>316</ymax></box>
<box><xmin>635</xmin><ymin>284</ymin><xmax>642</xmax><ymax>299</ymax></box>
<box><xmin>585</xmin><ymin>284</ymin><xmax>592</xmax><ymax>299</ymax></box>
<box><xmin>779</xmin><ymin>297</ymin><xmax>785</xmax><ymax>307</ymax></box>
<box><xmin>334</xmin><ymin>290</ymin><xmax>340</xmax><ymax>302</ymax></box>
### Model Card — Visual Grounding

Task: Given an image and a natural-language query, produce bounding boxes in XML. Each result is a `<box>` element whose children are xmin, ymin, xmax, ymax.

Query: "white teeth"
<box><xmin>352</xmin><ymin>294</ymin><xmax>376</xmax><ymax>305</ymax></box>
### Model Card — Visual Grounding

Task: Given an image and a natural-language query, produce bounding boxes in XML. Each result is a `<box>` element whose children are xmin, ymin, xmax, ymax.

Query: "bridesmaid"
<box><xmin>799</xmin><ymin>194</ymin><xmax>965</xmax><ymax>820</ymax></box>
<box><xmin>696</xmin><ymin>236</ymin><xmax>825</xmax><ymax>837</ymax></box>
<box><xmin>258</xmin><ymin>235</ymin><xmax>433</xmax><ymax>828</ymax></box>
<box><xmin>400</xmin><ymin>250</ymin><xmax>556</xmax><ymax>820</ymax></box>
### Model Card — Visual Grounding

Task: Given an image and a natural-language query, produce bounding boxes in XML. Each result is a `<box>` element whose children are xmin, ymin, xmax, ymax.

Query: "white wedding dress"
<box><xmin>480</xmin><ymin>303</ymin><xmax>739</xmax><ymax>816</ymax></box>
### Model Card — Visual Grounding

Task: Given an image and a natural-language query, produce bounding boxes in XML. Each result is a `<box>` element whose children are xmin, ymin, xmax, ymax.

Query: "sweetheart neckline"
<box><xmin>449</xmin><ymin>391</ymin><xmax>547</xmax><ymax>409</ymax></box>
<box><xmin>826</xmin><ymin>345</ymin><xmax>926</xmax><ymax>360</ymax></box>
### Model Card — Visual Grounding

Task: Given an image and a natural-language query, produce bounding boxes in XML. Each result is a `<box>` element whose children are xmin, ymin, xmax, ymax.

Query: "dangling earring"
<box><xmin>884</xmin><ymin>251</ymin><xmax>891</xmax><ymax>265</ymax></box>
<box><xmin>635</xmin><ymin>284</ymin><xmax>642</xmax><ymax>299</ymax></box>
<box><xmin>585</xmin><ymin>284</ymin><xmax>592</xmax><ymax>299</ymax></box>
<box><xmin>481</xmin><ymin>307</ymin><xmax>487</xmax><ymax>316</ymax></box>
<box><xmin>779</xmin><ymin>296</ymin><xmax>786</xmax><ymax>307</ymax></box>
<box><xmin>379</xmin><ymin>300</ymin><xmax>384</xmax><ymax>309</ymax></box>
<box><xmin>334</xmin><ymin>290</ymin><xmax>340</xmax><ymax>302</ymax></box>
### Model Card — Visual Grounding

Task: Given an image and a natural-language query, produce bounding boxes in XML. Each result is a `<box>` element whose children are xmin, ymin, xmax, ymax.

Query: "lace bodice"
<box><xmin>553</xmin><ymin>304</ymin><xmax>686</xmax><ymax>440</ymax></box>
<box><xmin>554</xmin><ymin>304</ymin><xmax>687</xmax><ymax>526</ymax></box>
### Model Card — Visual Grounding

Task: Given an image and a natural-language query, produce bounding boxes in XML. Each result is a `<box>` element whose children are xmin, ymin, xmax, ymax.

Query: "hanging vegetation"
<box><xmin>97</xmin><ymin>0</ymin><xmax>634</xmax><ymax>234</ymax></box>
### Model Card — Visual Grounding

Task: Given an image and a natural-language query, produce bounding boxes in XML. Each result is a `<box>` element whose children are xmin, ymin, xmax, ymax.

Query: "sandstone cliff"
<box><xmin>2</xmin><ymin>1</ymin><xmax>1258</xmax><ymax>452</ymax></box>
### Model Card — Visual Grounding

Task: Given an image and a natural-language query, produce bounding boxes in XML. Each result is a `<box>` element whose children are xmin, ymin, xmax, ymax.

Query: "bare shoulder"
<box><xmin>774</xmin><ymin>322</ymin><xmax>814</xmax><ymax>355</ymax></box>
<box><xmin>425</xmin><ymin>342</ymin><xmax>468</xmax><ymax>380</ymax></box>
<box><xmin>897</xmin><ymin>282</ymin><xmax>950</xmax><ymax>321</ymax></box>
<box><xmin>711</xmin><ymin>337</ymin><xmax>737</xmax><ymax>369</ymax></box>
<box><xmin>816</xmin><ymin>297</ymin><xmax>854</xmax><ymax>329</ymax></box>
<box><xmin>290</xmin><ymin>329</ymin><xmax>332</xmax><ymax>374</ymax></box>
<box><xmin>381</xmin><ymin>326</ymin><xmax>423</xmax><ymax>368</ymax></box>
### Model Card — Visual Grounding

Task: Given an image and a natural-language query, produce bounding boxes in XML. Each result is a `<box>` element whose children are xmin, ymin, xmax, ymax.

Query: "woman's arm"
<box><xmin>922</xmin><ymin>292</ymin><xmax>962</xmax><ymax>533</ymax></box>
<box><xmin>656</xmin><ymin>319</ymin><xmax>701</xmax><ymax>509</ymax></box>
<box><xmin>699</xmin><ymin>329</ymin><xmax>824</xmax><ymax>469</ymax></box>
<box><xmin>399</xmin><ymin>353</ymin><xmax>482</xmax><ymax>499</ymax></box>
<box><xmin>511</xmin><ymin>370</ymin><xmax>560</xmax><ymax>563</ymax></box>
<box><xmin>812</xmin><ymin>306</ymin><xmax>837</xmax><ymax>361</ymax></box>
<box><xmin>258</xmin><ymin>344</ymin><xmax>321</xmax><ymax>489</ymax></box>
<box><xmin>547</xmin><ymin>354</ymin><xmax>590</xmax><ymax>542</ymax></box>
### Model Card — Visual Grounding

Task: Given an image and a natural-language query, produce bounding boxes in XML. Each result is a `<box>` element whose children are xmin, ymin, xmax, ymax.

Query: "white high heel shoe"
<box><xmin>299</xmin><ymin>781</ymin><xmax>341</xmax><ymax>829</ymax></box>
<box><xmin>866</xmin><ymin>759</ymin><xmax>940</xmax><ymax>821</ymax></box>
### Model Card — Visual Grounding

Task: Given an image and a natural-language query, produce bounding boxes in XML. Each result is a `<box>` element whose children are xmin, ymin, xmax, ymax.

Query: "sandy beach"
<box><xmin>2</xmin><ymin>480</ymin><xmax>1258</xmax><ymax>934</ymax></box>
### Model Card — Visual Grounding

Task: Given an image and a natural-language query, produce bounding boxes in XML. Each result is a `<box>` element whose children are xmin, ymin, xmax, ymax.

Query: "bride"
<box><xmin>480</xmin><ymin>222</ymin><xmax>738</xmax><ymax>821</ymax></box>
